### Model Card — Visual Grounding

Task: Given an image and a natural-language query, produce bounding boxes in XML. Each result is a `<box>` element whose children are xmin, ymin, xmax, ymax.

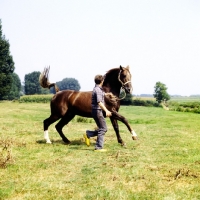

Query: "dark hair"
<box><xmin>94</xmin><ymin>75</ymin><xmax>104</xmax><ymax>84</ymax></box>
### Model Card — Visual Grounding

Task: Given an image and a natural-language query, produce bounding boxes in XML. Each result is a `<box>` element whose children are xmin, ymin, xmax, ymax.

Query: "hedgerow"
<box><xmin>18</xmin><ymin>95</ymin><xmax>200</xmax><ymax>115</ymax></box>
<box><xmin>168</xmin><ymin>101</ymin><xmax>200</xmax><ymax>114</ymax></box>
<box><xmin>121</xmin><ymin>98</ymin><xmax>160</xmax><ymax>107</ymax></box>
<box><xmin>19</xmin><ymin>94</ymin><xmax>53</xmax><ymax>103</ymax></box>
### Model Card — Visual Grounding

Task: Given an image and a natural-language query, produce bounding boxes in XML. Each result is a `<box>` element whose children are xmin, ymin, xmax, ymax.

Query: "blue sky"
<box><xmin>1</xmin><ymin>0</ymin><xmax>200</xmax><ymax>96</ymax></box>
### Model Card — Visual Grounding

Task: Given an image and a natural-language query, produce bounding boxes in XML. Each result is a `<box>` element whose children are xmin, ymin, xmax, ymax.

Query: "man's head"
<box><xmin>94</xmin><ymin>75</ymin><xmax>104</xmax><ymax>85</ymax></box>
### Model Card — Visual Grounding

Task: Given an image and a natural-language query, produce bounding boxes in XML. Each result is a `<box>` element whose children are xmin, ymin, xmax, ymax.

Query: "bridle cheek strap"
<box><xmin>118</xmin><ymin>70</ymin><xmax>132</xmax><ymax>89</ymax></box>
<box><xmin>117</xmin><ymin>70</ymin><xmax>133</xmax><ymax>100</ymax></box>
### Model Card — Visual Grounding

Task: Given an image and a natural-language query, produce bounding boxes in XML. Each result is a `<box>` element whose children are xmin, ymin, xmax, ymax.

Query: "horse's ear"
<box><xmin>126</xmin><ymin>65</ymin><xmax>129</xmax><ymax>70</ymax></box>
<box><xmin>120</xmin><ymin>65</ymin><xmax>123</xmax><ymax>70</ymax></box>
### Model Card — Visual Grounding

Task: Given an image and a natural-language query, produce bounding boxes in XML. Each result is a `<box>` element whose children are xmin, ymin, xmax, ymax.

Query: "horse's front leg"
<box><xmin>110</xmin><ymin>117</ymin><xmax>126</xmax><ymax>146</ymax></box>
<box><xmin>111</xmin><ymin>111</ymin><xmax>138</xmax><ymax>141</ymax></box>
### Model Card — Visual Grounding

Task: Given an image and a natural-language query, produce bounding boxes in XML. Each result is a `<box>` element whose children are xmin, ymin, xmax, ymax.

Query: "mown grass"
<box><xmin>0</xmin><ymin>102</ymin><xmax>200</xmax><ymax>199</ymax></box>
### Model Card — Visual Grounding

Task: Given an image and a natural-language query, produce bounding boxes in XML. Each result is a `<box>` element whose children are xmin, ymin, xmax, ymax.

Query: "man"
<box><xmin>83</xmin><ymin>75</ymin><xmax>112</xmax><ymax>152</ymax></box>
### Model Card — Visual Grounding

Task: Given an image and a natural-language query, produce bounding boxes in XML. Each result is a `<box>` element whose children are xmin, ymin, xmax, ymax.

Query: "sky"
<box><xmin>1</xmin><ymin>0</ymin><xmax>200</xmax><ymax>96</ymax></box>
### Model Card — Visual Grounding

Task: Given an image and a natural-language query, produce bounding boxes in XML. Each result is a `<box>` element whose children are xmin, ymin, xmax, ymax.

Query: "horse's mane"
<box><xmin>102</xmin><ymin>67</ymin><xmax>121</xmax><ymax>105</ymax></box>
<box><xmin>104</xmin><ymin>66</ymin><xmax>130</xmax><ymax>78</ymax></box>
<box><xmin>104</xmin><ymin>68</ymin><xmax>119</xmax><ymax>79</ymax></box>
<box><xmin>104</xmin><ymin>92</ymin><xmax>119</xmax><ymax>107</ymax></box>
<box><xmin>103</xmin><ymin>66</ymin><xmax>131</xmax><ymax>103</ymax></box>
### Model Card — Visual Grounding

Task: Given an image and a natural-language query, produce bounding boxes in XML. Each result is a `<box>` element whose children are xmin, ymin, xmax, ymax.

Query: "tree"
<box><xmin>3</xmin><ymin>73</ymin><xmax>21</xmax><ymax>100</ymax></box>
<box><xmin>0</xmin><ymin>20</ymin><xmax>15</xmax><ymax>99</ymax></box>
<box><xmin>24</xmin><ymin>71</ymin><xmax>42</xmax><ymax>95</ymax></box>
<box><xmin>153</xmin><ymin>81</ymin><xmax>170</xmax><ymax>103</ymax></box>
<box><xmin>50</xmin><ymin>77</ymin><xmax>81</xmax><ymax>94</ymax></box>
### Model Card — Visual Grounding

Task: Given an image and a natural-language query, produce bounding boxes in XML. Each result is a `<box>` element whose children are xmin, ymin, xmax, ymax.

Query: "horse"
<box><xmin>39</xmin><ymin>65</ymin><xmax>138</xmax><ymax>146</ymax></box>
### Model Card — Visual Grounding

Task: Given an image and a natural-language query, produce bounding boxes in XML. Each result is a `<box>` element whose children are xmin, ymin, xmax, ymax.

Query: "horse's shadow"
<box><xmin>36</xmin><ymin>139</ymin><xmax>93</xmax><ymax>151</ymax></box>
<box><xmin>36</xmin><ymin>139</ymin><xmax>84</xmax><ymax>146</ymax></box>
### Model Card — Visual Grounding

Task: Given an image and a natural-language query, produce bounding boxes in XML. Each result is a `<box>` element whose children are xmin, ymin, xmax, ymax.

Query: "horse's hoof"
<box><xmin>121</xmin><ymin>143</ymin><xmax>127</xmax><ymax>147</ymax></box>
<box><xmin>132</xmin><ymin>136</ymin><xmax>138</xmax><ymax>140</ymax></box>
<box><xmin>63</xmin><ymin>140</ymin><xmax>71</xmax><ymax>144</ymax></box>
<box><xmin>119</xmin><ymin>141</ymin><xmax>126</xmax><ymax>147</ymax></box>
<box><xmin>46</xmin><ymin>140</ymin><xmax>52</xmax><ymax>144</ymax></box>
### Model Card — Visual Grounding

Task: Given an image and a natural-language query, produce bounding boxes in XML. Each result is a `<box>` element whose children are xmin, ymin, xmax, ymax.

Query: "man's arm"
<box><xmin>98</xmin><ymin>102</ymin><xmax>112</xmax><ymax>117</ymax></box>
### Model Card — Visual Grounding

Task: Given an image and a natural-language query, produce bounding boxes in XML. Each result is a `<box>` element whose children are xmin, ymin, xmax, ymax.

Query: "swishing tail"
<box><xmin>39</xmin><ymin>66</ymin><xmax>59</xmax><ymax>92</ymax></box>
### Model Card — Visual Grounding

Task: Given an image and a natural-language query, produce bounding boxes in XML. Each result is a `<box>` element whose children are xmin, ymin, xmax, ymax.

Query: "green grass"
<box><xmin>0</xmin><ymin>102</ymin><xmax>200</xmax><ymax>199</ymax></box>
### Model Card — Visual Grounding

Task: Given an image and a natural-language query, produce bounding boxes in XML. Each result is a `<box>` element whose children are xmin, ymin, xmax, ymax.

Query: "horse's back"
<box><xmin>50</xmin><ymin>90</ymin><xmax>92</xmax><ymax>117</ymax></box>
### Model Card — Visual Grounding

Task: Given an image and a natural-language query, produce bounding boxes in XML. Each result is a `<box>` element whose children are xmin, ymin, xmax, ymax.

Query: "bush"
<box><xmin>193</xmin><ymin>108</ymin><xmax>200</xmax><ymax>114</ymax></box>
<box><xmin>131</xmin><ymin>98</ymin><xmax>160</xmax><ymax>107</ymax></box>
<box><xmin>168</xmin><ymin>101</ymin><xmax>200</xmax><ymax>114</ymax></box>
<box><xmin>176</xmin><ymin>106</ymin><xmax>185</xmax><ymax>112</ymax></box>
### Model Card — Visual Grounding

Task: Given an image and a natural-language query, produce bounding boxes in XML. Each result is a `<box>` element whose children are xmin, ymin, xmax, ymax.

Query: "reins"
<box><xmin>119</xmin><ymin>87</ymin><xmax>126</xmax><ymax>100</ymax></box>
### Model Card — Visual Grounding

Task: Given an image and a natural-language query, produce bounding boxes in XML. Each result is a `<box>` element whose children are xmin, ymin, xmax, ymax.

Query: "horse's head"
<box><xmin>118</xmin><ymin>65</ymin><xmax>133</xmax><ymax>94</ymax></box>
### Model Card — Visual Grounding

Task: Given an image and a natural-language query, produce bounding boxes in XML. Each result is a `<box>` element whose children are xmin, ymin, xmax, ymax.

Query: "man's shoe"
<box><xmin>83</xmin><ymin>133</ymin><xmax>90</xmax><ymax>146</ymax></box>
<box><xmin>94</xmin><ymin>149</ymin><xmax>107</xmax><ymax>152</ymax></box>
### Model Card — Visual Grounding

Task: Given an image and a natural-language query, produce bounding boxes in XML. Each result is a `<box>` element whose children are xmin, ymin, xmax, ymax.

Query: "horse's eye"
<box><xmin>121</xmin><ymin>74</ymin><xmax>126</xmax><ymax>78</ymax></box>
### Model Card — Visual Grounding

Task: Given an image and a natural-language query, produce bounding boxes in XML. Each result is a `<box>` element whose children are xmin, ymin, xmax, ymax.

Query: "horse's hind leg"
<box><xmin>55</xmin><ymin>112</ymin><xmax>75</xmax><ymax>144</ymax></box>
<box><xmin>43</xmin><ymin>115</ymin><xmax>59</xmax><ymax>143</ymax></box>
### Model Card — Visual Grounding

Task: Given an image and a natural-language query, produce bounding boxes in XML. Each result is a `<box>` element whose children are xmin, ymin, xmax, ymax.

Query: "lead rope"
<box><xmin>119</xmin><ymin>87</ymin><xmax>126</xmax><ymax>100</ymax></box>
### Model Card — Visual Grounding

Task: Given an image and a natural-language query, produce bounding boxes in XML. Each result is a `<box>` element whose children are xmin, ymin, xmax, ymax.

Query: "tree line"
<box><xmin>0</xmin><ymin>19</ymin><xmax>170</xmax><ymax>104</ymax></box>
<box><xmin>0</xmin><ymin>20</ymin><xmax>80</xmax><ymax>100</ymax></box>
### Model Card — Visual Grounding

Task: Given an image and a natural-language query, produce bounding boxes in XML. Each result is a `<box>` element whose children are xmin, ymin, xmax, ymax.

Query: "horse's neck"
<box><xmin>103</xmin><ymin>85</ymin><xmax>121</xmax><ymax>97</ymax></box>
<box><xmin>103</xmin><ymin>69</ymin><xmax>121</xmax><ymax>96</ymax></box>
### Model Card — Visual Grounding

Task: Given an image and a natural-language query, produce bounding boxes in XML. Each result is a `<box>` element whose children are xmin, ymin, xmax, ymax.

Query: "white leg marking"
<box><xmin>131</xmin><ymin>130</ymin><xmax>138</xmax><ymax>140</ymax></box>
<box><xmin>131</xmin><ymin>130</ymin><xmax>137</xmax><ymax>137</ymax></box>
<box><xmin>44</xmin><ymin>130</ymin><xmax>52</xmax><ymax>144</ymax></box>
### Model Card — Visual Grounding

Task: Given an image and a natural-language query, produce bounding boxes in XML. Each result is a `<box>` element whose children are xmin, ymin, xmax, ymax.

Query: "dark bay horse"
<box><xmin>39</xmin><ymin>65</ymin><xmax>138</xmax><ymax>145</ymax></box>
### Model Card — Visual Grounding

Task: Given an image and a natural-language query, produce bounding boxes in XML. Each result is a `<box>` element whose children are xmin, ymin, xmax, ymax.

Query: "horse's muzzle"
<box><xmin>124</xmin><ymin>86</ymin><xmax>132</xmax><ymax>94</ymax></box>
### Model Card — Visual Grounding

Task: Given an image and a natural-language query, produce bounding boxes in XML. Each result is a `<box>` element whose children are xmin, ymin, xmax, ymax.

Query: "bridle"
<box><xmin>118</xmin><ymin>70</ymin><xmax>132</xmax><ymax>89</ymax></box>
<box><xmin>118</xmin><ymin>70</ymin><xmax>132</xmax><ymax>100</ymax></box>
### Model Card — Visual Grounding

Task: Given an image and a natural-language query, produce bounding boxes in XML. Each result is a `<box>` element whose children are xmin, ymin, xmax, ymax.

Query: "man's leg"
<box><xmin>95</xmin><ymin>110</ymin><xmax>107</xmax><ymax>149</ymax></box>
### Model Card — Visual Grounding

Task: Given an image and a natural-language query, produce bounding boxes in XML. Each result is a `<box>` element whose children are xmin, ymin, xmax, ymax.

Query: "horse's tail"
<box><xmin>39</xmin><ymin>66</ymin><xmax>60</xmax><ymax>92</ymax></box>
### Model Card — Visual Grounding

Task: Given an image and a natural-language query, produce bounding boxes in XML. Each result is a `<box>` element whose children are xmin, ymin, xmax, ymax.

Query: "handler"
<box><xmin>83</xmin><ymin>74</ymin><xmax>112</xmax><ymax>152</ymax></box>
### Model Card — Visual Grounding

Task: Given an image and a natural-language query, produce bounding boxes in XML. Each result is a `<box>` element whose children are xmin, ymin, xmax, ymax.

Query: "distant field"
<box><xmin>1</xmin><ymin>101</ymin><xmax>200</xmax><ymax>199</ymax></box>
<box><xmin>133</xmin><ymin>96</ymin><xmax>155</xmax><ymax>101</ymax></box>
<box><xmin>170</xmin><ymin>96</ymin><xmax>200</xmax><ymax>102</ymax></box>
<box><xmin>134</xmin><ymin>96</ymin><xmax>200</xmax><ymax>102</ymax></box>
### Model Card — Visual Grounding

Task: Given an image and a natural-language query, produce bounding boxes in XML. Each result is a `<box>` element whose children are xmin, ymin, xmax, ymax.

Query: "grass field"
<box><xmin>0</xmin><ymin>101</ymin><xmax>200</xmax><ymax>200</ymax></box>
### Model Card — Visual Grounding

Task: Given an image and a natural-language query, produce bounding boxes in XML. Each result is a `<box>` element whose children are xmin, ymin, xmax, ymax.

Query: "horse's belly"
<box><xmin>73</xmin><ymin>103</ymin><xmax>92</xmax><ymax>117</ymax></box>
